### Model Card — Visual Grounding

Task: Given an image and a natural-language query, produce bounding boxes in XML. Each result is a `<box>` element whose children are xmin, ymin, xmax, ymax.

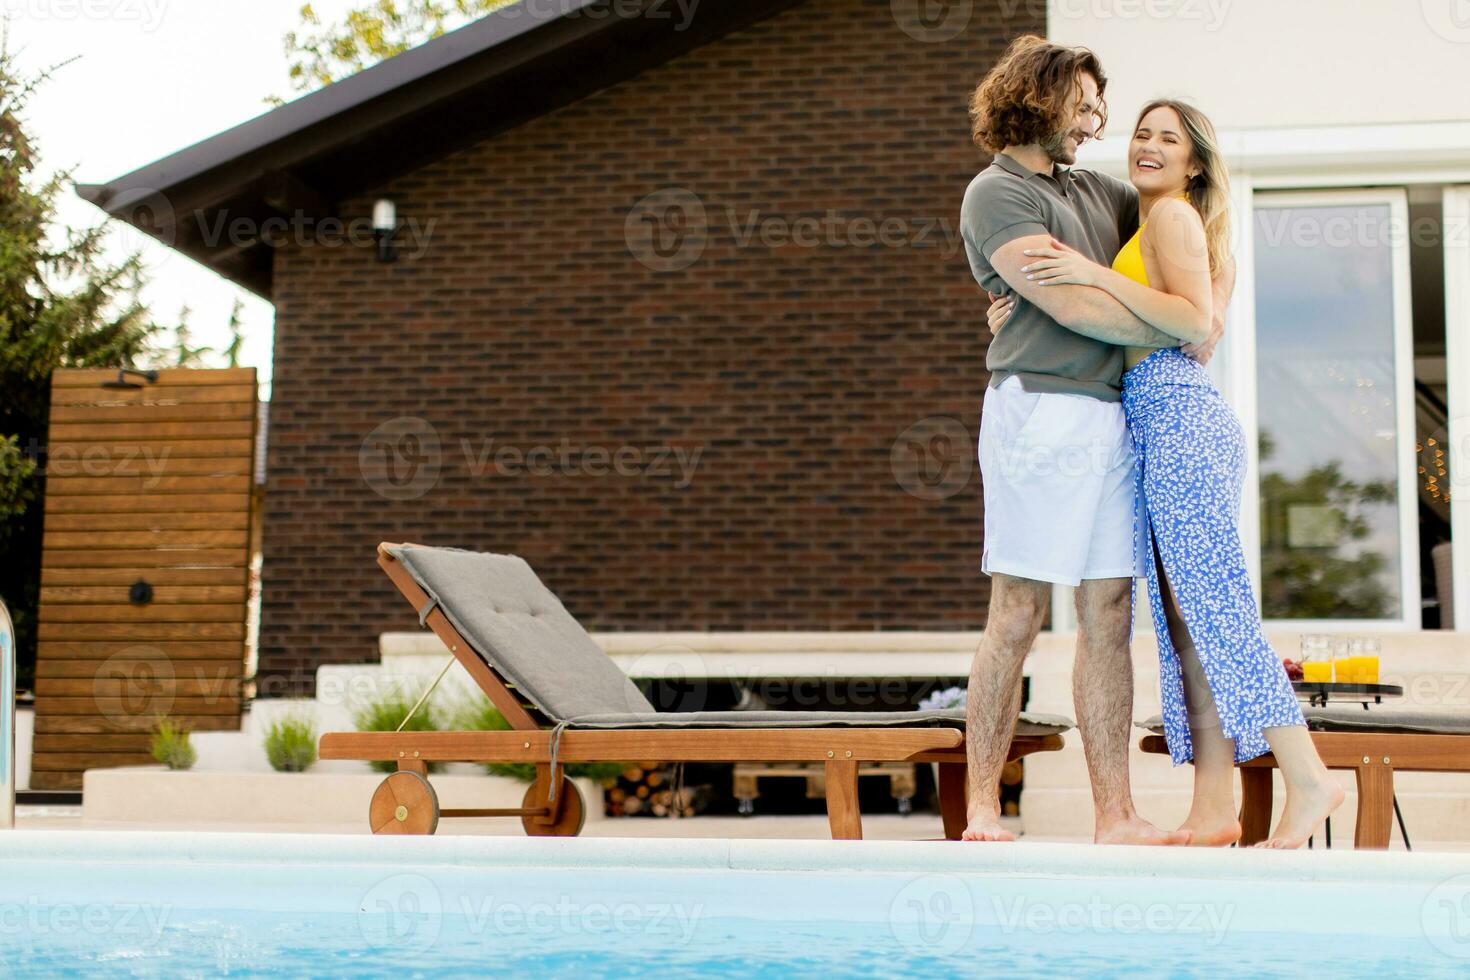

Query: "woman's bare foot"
<box><xmin>1175</xmin><ymin>798</ymin><xmax>1242</xmax><ymax>847</ymax></box>
<box><xmin>1253</xmin><ymin>778</ymin><xmax>1344</xmax><ymax>849</ymax></box>
<box><xmin>1177</xmin><ymin>814</ymin><xmax>1242</xmax><ymax>847</ymax></box>
<box><xmin>961</xmin><ymin>810</ymin><xmax>1017</xmax><ymax>842</ymax></box>
<box><xmin>1095</xmin><ymin>814</ymin><xmax>1193</xmax><ymax>846</ymax></box>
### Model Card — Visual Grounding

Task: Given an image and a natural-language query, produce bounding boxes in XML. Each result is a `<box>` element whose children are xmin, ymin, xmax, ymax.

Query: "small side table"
<box><xmin>1291</xmin><ymin>682</ymin><xmax>1404</xmax><ymax>709</ymax></box>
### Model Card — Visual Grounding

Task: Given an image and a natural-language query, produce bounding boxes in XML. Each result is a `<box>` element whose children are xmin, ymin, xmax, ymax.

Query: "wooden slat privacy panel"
<box><xmin>31</xmin><ymin>368</ymin><xmax>257</xmax><ymax>790</ymax></box>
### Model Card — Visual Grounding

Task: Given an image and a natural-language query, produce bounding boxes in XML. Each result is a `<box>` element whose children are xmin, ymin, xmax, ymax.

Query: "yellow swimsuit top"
<box><xmin>1110</xmin><ymin>225</ymin><xmax>1151</xmax><ymax>286</ymax></box>
<box><xmin>1111</xmin><ymin>193</ymin><xmax>1191</xmax><ymax>287</ymax></box>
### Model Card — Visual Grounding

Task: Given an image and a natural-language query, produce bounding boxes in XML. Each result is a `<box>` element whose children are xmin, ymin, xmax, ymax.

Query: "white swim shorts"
<box><xmin>978</xmin><ymin>375</ymin><xmax>1146</xmax><ymax>586</ymax></box>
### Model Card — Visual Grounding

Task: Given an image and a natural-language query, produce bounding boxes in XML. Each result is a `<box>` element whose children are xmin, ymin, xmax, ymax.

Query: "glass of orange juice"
<box><xmin>1301</xmin><ymin>634</ymin><xmax>1333</xmax><ymax>683</ymax></box>
<box><xmin>1303</xmin><ymin>659</ymin><xmax>1333</xmax><ymax>683</ymax></box>
<box><xmin>1334</xmin><ymin>637</ymin><xmax>1359</xmax><ymax>684</ymax></box>
<box><xmin>1356</xmin><ymin>637</ymin><xmax>1381</xmax><ymax>685</ymax></box>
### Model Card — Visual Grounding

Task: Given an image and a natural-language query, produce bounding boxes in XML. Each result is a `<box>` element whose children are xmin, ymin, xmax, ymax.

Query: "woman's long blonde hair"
<box><xmin>1137</xmin><ymin>98</ymin><xmax>1232</xmax><ymax>275</ymax></box>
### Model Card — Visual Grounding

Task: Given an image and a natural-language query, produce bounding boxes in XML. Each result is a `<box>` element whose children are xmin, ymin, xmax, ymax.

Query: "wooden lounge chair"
<box><xmin>319</xmin><ymin>543</ymin><xmax>1072</xmax><ymax>839</ymax></box>
<box><xmin>1138</xmin><ymin>709</ymin><xmax>1470</xmax><ymax>848</ymax></box>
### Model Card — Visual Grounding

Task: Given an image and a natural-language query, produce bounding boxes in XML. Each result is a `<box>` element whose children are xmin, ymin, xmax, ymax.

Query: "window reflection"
<box><xmin>1253</xmin><ymin>203</ymin><xmax>1402</xmax><ymax>620</ymax></box>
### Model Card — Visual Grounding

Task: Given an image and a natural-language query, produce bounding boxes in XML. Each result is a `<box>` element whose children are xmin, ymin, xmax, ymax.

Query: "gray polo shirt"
<box><xmin>959</xmin><ymin>151</ymin><xmax>1139</xmax><ymax>401</ymax></box>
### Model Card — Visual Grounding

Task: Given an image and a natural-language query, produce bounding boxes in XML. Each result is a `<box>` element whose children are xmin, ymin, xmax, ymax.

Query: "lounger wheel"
<box><xmin>369</xmin><ymin>771</ymin><xmax>440</xmax><ymax>835</ymax></box>
<box><xmin>522</xmin><ymin>775</ymin><xmax>586</xmax><ymax>837</ymax></box>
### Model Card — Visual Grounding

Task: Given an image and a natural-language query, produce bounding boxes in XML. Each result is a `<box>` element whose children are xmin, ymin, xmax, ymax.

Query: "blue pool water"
<box><xmin>6</xmin><ymin>908</ymin><xmax>1465</xmax><ymax>977</ymax></box>
<box><xmin>3</xmin><ymin>833</ymin><xmax>1468</xmax><ymax>977</ymax></box>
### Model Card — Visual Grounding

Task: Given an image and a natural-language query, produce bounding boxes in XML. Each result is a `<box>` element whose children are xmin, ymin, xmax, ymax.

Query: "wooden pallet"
<box><xmin>732</xmin><ymin>760</ymin><xmax>918</xmax><ymax>809</ymax></box>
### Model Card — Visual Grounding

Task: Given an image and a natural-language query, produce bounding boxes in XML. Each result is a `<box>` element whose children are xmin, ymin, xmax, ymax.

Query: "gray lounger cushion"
<box><xmin>388</xmin><ymin>544</ymin><xmax>657</xmax><ymax>719</ymax></box>
<box><xmin>388</xmin><ymin>543</ymin><xmax>1077</xmax><ymax>735</ymax></box>
<box><xmin>1302</xmin><ymin>707</ymin><xmax>1470</xmax><ymax>735</ymax></box>
<box><xmin>566</xmin><ymin>709</ymin><xmax>1073</xmax><ymax>737</ymax></box>
<box><xmin>1137</xmin><ymin>710</ymin><xmax>1470</xmax><ymax>737</ymax></box>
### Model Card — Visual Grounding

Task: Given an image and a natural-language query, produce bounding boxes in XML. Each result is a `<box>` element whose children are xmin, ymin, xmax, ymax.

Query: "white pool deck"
<box><xmin>4</xmin><ymin>826</ymin><xmax>1468</xmax><ymax>882</ymax></box>
<box><xmin>10</xmin><ymin>807</ymin><xmax>1462</xmax><ymax>851</ymax></box>
<box><xmin>8</xmin><ymin>806</ymin><xmax>1001</xmax><ymax>841</ymax></box>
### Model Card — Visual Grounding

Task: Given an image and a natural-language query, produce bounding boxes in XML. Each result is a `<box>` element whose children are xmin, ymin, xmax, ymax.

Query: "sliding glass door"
<box><xmin>1445</xmin><ymin>187</ymin><xmax>1470</xmax><ymax>628</ymax></box>
<box><xmin>1251</xmin><ymin>190</ymin><xmax>1418</xmax><ymax>627</ymax></box>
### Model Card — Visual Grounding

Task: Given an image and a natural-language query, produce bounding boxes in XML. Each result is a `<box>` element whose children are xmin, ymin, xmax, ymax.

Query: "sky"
<box><xmin>13</xmin><ymin>0</ymin><xmax>369</xmax><ymax>399</ymax></box>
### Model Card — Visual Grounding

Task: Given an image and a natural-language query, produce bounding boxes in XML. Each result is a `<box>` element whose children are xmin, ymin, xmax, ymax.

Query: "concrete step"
<box><xmin>1022</xmin><ymin>741</ymin><xmax>1184</xmax><ymax>790</ymax></box>
<box><xmin>83</xmin><ymin>767</ymin><xmax>605</xmax><ymax>827</ymax></box>
<box><xmin>315</xmin><ymin>660</ymin><xmax>485</xmax><ymax>721</ymax></box>
<box><xmin>190</xmin><ymin>699</ymin><xmax>359</xmax><ymax>773</ymax></box>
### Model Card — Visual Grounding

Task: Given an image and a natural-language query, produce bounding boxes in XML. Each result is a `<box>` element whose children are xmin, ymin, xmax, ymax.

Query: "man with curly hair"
<box><xmin>957</xmin><ymin>35</ymin><xmax>1214</xmax><ymax>845</ymax></box>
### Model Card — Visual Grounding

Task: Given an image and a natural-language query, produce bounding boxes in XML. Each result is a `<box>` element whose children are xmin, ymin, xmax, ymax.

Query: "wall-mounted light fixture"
<box><xmin>373</xmin><ymin>198</ymin><xmax>399</xmax><ymax>263</ymax></box>
<box><xmin>101</xmin><ymin>368</ymin><xmax>160</xmax><ymax>390</ymax></box>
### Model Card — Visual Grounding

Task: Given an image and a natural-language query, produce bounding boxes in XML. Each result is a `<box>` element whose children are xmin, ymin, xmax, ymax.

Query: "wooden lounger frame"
<box><xmin>1140</xmin><ymin>731</ymin><xmax>1470</xmax><ymax>849</ymax></box>
<box><xmin>319</xmin><ymin>542</ymin><xmax>1065</xmax><ymax>839</ymax></box>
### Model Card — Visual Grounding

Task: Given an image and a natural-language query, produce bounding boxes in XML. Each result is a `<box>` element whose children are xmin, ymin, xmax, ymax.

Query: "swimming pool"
<box><xmin>2</xmin><ymin>831</ymin><xmax>1467</xmax><ymax>976</ymax></box>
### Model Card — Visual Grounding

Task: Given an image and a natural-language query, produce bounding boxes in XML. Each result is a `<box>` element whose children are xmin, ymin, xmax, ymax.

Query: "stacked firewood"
<box><xmin>999</xmin><ymin>759</ymin><xmax>1024</xmax><ymax>816</ymax></box>
<box><xmin>604</xmin><ymin>761</ymin><xmax>705</xmax><ymax>817</ymax></box>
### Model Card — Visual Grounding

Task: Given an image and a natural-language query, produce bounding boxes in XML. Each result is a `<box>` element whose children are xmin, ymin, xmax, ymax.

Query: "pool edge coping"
<box><xmin>3</xmin><ymin>830</ymin><xmax>1467</xmax><ymax>885</ymax></box>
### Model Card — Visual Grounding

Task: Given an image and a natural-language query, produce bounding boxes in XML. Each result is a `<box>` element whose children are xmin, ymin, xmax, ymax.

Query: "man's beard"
<box><xmin>1042</xmin><ymin>129</ymin><xmax>1077</xmax><ymax>166</ymax></box>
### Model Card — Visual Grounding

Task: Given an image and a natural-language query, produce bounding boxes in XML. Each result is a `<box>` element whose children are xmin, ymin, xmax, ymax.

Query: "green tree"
<box><xmin>222</xmin><ymin>298</ymin><xmax>246</xmax><ymax>367</ymax></box>
<box><xmin>272</xmin><ymin>0</ymin><xmax>516</xmax><ymax>102</ymax></box>
<box><xmin>168</xmin><ymin>304</ymin><xmax>213</xmax><ymax>367</ymax></box>
<box><xmin>0</xmin><ymin>39</ymin><xmax>163</xmax><ymax>688</ymax></box>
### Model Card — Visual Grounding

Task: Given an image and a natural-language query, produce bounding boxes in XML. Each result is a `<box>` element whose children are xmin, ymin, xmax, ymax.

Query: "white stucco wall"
<box><xmin>1047</xmin><ymin>0</ymin><xmax>1470</xmax><ymax>133</ymax></box>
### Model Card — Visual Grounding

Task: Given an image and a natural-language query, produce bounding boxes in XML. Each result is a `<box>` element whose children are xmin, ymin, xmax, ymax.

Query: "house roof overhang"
<box><xmin>75</xmin><ymin>0</ymin><xmax>804</xmax><ymax>297</ymax></box>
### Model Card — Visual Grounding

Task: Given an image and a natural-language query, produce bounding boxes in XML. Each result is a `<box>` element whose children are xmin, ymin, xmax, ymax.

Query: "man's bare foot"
<box><xmin>1095</xmin><ymin>814</ymin><xmax>1193</xmax><ymax>846</ymax></box>
<box><xmin>960</xmin><ymin>808</ymin><xmax>1016</xmax><ymax>842</ymax></box>
<box><xmin>1177</xmin><ymin>814</ymin><xmax>1242</xmax><ymax>847</ymax></box>
<box><xmin>1253</xmin><ymin>778</ymin><xmax>1344</xmax><ymax>849</ymax></box>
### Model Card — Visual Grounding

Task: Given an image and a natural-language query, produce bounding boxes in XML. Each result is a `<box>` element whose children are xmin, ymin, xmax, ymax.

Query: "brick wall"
<box><xmin>260</xmin><ymin>0</ymin><xmax>1044</xmax><ymax>694</ymax></box>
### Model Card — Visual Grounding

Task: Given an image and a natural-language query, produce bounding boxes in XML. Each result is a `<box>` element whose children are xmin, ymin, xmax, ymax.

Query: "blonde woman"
<box><xmin>987</xmin><ymin>99</ymin><xmax>1342</xmax><ymax>848</ymax></box>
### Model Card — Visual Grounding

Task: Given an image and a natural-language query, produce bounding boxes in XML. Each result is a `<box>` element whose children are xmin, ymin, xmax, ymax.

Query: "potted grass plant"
<box><xmin>263</xmin><ymin>715</ymin><xmax>317</xmax><ymax>773</ymax></box>
<box><xmin>150</xmin><ymin>717</ymin><xmax>197</xmax><ymax>771</ymax></box>
<box><xmin>351</xmin><ymin>682</ymin><xmax>445</xmax><ymax>774</ymax></box>
<box><xmin>447</xmin><ymin>696</ymin><xmax>622</xmax><ymax>785</ymax></box>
